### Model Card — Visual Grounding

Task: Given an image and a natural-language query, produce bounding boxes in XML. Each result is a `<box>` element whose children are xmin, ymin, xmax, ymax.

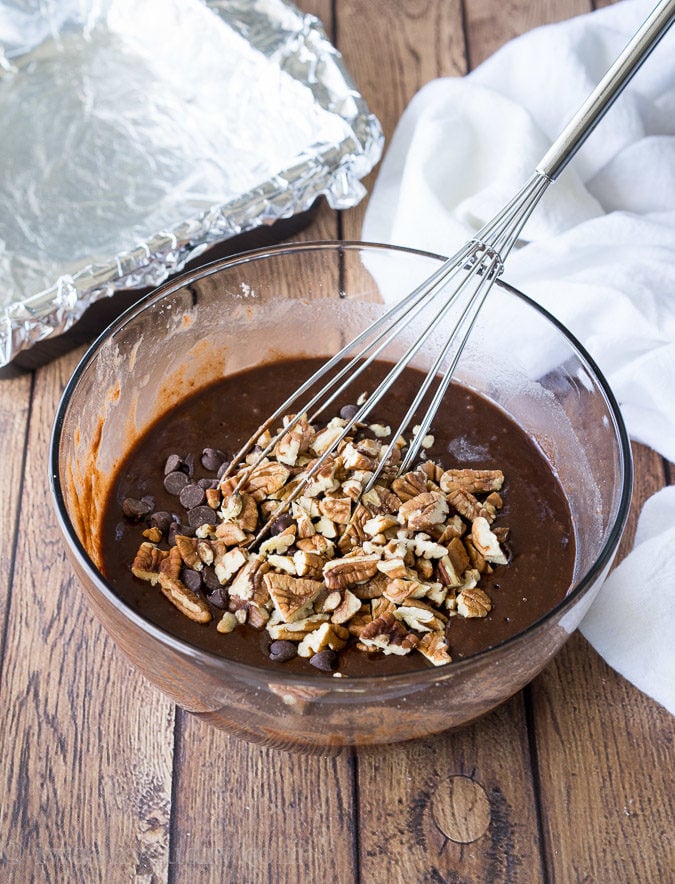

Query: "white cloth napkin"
<box><xmin>362</xmin><ymin>0</ymin><xmax>675</xmax><ymax>713</ymax></box>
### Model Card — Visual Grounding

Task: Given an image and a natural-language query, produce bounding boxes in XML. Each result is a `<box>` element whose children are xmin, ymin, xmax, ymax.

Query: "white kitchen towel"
<box><xmin>362</xmin><ymin>0</ymin><xmax>675</xmax><ymax>713</ymax></box>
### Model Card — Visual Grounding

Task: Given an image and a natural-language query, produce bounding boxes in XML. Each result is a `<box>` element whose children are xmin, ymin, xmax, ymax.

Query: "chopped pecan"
<box><xmin>214</xmin><ymin>521</ymin><xmax>249</xmax><ymax>546</ymax></box>
<box><xmin>229</xmin><ymin>554</ymin><xmax>265</xmax><ymax>601</ymax></box>
<box><xmin>330</xmin><ymin>589</ymin><xmax>362</xmax><ymax>625</ymax></box>
<box><xmin>472</xmin><ymin>516</ymin><xmax>508</xmax><ymax>565</ymax></box>
<box><xmin>157</xmin><ymin>548</ymin><xmax>211</xmax><ymax>623</ymax></box>
<box><xmin>361</xmin><ymin>486</ymin><xmax>402</xmax><ymax>516</ymax></box>
<box><xmin>353</xmin><ymin>572</ymin><xmax>388</xmax><ymax>600</ymax></box>
<box><xmin>445</xmin><ymin>487</ymin><xmax>483</xmax><ymax>522</ymax></box>
<box><xmin>337</xmin><ymin>503</ymin><xmax>370</xmax><ymax>553</ymax></box>
<box><xmin>323</xmin><ymin>553</ymin><xmax>381</xmax><ymax>589</ymax></box>
<box><xmin>383</xmin><ymin>576</ymin><xmax>426</xmax><ymax>604</ymax></box>
<box><xmin>266</xmin><ymin>613</ymin><xmax>329</xmax><ymax>641</ymax></box>
<box><xmin>297</xmin><ymin>622</ymin><xmax>349</xmax><ymax>657</ymax></box>
<box><xmin>398</xmin><ymin>491</ymin><xmax>449</xmax><ymax>531</ymax></box>
<box><xmin>359</xmin><ymin>612</ymin><xmax>418</xmax><ymax>655</ymax></box>
<box><xmin>221</xmin><ymin>491</ymin><xmax>259</xmax><ymax>533</ymax></box>
<box><xmin>417</xmin><ymin>632</ymin><xmax>452</xmax><ymax>666</ymax></box>
<box><xmin>318</xmin><ymin>495</ymin><xmax>352</xmax><ymax>525</ymax></box>
<box><xmin>391</xmin><ymin>470</ymin><xmax>428</xmax><ymax>501</ymax></box>
<box><xmin>457</xmin><ymin>586</ymin><xmax>492</xmax><ymax>618</ymax></box>
<box><xmin>132</xmin><ymin>542</ymin><xmax>169</xmax><ymax>583</ymax></box>
<box><xmin>275</xmin><ymin>417</ymin><xmax>312</xmax><ymax>466</ymax></box>
<box><xmin>309</xmin><ymin>423</ymin><xmax>346</xmax><ymax>457</ymax></box>
<box><xmin>174</xmin><ymin>534</ymin><xmax>203</xmax><ymax>571</ymax></box>
<box><xmin>293</xmin><ymin>549</ymin><xmax>326</xmax><ymax>580</ymax></box>
<box><xmin>263</xmin><ymin>572</ymin><xmax>324</xmax><ymax>622</ymax></box>
<box><xmin>440</xmin><ymin>468</ymin><xmax>504</xmax><ymax>494</ymax></box>
<box><xmin>395</xmin><ymin>599</ymin><xmax>447</xmax><ymax>633</ymax></box>
<box><xmin>214</xmin><ymin>546</ymin><xmax>248</xmax><ymax>586</ymax></box>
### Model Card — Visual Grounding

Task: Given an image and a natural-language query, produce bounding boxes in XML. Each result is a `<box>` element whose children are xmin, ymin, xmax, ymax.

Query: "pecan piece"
<box><xmin>440</xmin><ymin>468</ymin><xmax>504</xmax><ymax>494</ymax></box>
<box><xmin>471</xmin><ymin>516</ymin><xmax>508</xmax><ymax>565</ymax></box>
<box><xmin>330</xmin><ymin>589</ymin><xmax>363</xmax><ymax>625</ymax></box>
<box><xmin>457</xmin><ymin>587</ymin><xmax>492</xmax><ymax>618</ymax></box>
<box><xmin>391</xmin><ymin>470</ymin><xmax>427</xmax><ymax>502</ymax></box>
<box><xmin>323</xmin><ymin>553</ymin><xmax>381</xmax><ymax>590</ymax></box>
<box><xmin>359</xmin><ymin>611</ymin><xmax>418</xmax><ymax>656</ymax></box>
<box><xmin>132</xmin><ymin>542</ymin><xmax>169</xmax><ymax>583</ymax></box>
<box><xmin>297</xmin><ymin>622</ymin><xmax>349</xmax><ymax>657</ymax></box>
<box><xmin>158</xmin><ymin>547</ymin><xmax>211</xmax><ymax>623</ymax></box>
<box><xmin>398</xmin><ymin>491</ymin><xmax>449</xmax><ymax>531</ymax></box>
<box><xmin>275</xmin><ymin>417</ymin><xmax>311</xmax><ymax>467</ymax></box>
<box><xmin>263</xmin><ymin>572</ymin><xmax>324</xmax><ymax>622</ymax></box>
<box><xmin>417</xmin><ymin>632</ymin><xmax>452</xmax><ymax>666</ymax></box>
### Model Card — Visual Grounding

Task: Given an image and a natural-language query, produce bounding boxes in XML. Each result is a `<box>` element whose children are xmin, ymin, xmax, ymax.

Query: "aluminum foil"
<box><xmin>0</xmin><ymin>0</ymin><xmax>383</xmax><ymax>366</ymax></box>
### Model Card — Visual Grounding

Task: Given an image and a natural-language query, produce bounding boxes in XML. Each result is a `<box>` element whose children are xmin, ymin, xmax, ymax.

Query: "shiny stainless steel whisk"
<box><xmin>225</xmin><ymin>0</ymin><xmax>674</xmax><ymax>540</ymax></box>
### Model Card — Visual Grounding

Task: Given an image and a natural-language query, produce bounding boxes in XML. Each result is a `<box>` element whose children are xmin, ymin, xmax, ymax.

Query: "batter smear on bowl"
<box><xmin>100</xmin><ymin>357</ymin><xmax>576</xmax><ymax>677</ymax></box>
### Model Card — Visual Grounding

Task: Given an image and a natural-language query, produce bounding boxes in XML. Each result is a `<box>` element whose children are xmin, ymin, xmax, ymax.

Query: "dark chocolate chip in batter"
<box><xmin>309</xmin><ymin>649</ymin><xmax>338</xmax><ymax>672</ymax></box>
<box><xmin>269</xmin><ymin>640</ymin><xmax>297</xmax><ymax>663</ymax></box>
<box><xmin>164</xmin><ymin>471</ymin><xmax>189</xmax><ymax>495</ymax></box>
<box><xmin>164</xmin><ymin>454</ymin><xmax>185</xmax><ymax>476</ymax></box>
<box><xmin>205</xmin><ymin>585</ymin><xmax>227</xmax><ymax>609</ymax></box>
<box><xmin>121</xmin><ymin>497</ymin><xmax>154</xmax><ymax>520</ymax></box>
<box><xmin>202</xmin><ymin>566</ymin><xmax>223</xmax><ymax>594</ymax></box>
<box><xmin>179</xmin><ymin>483</ymin><xmax>205</xmax><ymax>510</ymax></box>
<box><xmin>168</xmin><ymin>522</ymin><xmax>195</xmax><ymax>545</ymax></box>
<box><xmin>201</xmin><ymin>447</ymin><xmax>227</xmax><ymax>472</ymax></box>
<box><xmin>198</xmin><ymin>478</ymin><xmax>219</xmax><ymax>490</ymax></box>
<box><xmin>187</xmin><ymin>505</ymin><xmax>217</xmax><ymax>528</ymax></box>
<box><xmin>216</xmin><ymin>460</ymin><xmax>231</xmax><ymax>480</ymax></box>
<box><xmin>339</xmin><ymin>404</ymin><xmax>359</xmax><ymax>421</ymax></box>
<box><xmin>149</xmin><ymin>511</ymin><xmax>173</xmax><ymax>534</ymax></box>
<box><xmin>180</xmin><ymin>567</ymin><xmax>202</xmax><ymax>593</ymax></box>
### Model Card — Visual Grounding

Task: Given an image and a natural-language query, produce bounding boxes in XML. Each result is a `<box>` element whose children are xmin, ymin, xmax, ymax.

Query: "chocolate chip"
<box><xmin>270</xmin><ymin>513</ymin><xmax>294</xmax><ymax>535</ymax></box>
<box><xmin>205</xmin><ymin>584</ymin><xmax>227</xmax><ymax>609</ymax></box>
<box><xmin>339</xmin><ymin>404</ymin><xmax>359</xmax><ymax>421</ymax></box>
<box><xmin>179</xmin><ymin>483</ymin><xmax>205</xmax><ymax>510</ymax></box>
<box><xmin>197</xmin><ymin>477</ymin><xmax>219</xmax><ymax>490</ymax></box>
<box><xmin>164</xmin><ymin>471</ymin><xmax>189</xmax><ymax>495</ymax></box>
<box><xmin>168</xmin><ymin>522</ymin><xmax>195</xmax><ymax>545</ymax></box>
<box><xmin>149</xmin><ymin>511</ymin><xmax>173</xmax><ymax>534</ymax></box>
<box><xmin>164</xmin><ymin>454</ymin><xmax>185</xmax><ymax>476</ymax></box>
<box><xmin>216</xmin><ymin>460</ymin><xmax>231</xmax><ymax>480</ymax></box>
<box><xmin>269</xmin><ymin>640</ymin><xmax>297</xmax><ymax>663</ymax></box>
<box><xmin>122</xmin><ymin>497</ymin><xmax>154</xmax><ymax>520</ymax></box>
<box><xmin>187</xmin><ymin>505</ymin><xmax>217</xmax><ymax>528</ymax></box>
<box><xmin>202</xmin><ymin>566</ymin><xmax>222</xmax><ymax>593</ymax></box>
<box><xmin>201</xmin><ymin>447</ymin><xmax>227</xmax><ymax>472</ymax></box>
<box><xmin>180</xmin><ymin>567</ymin><xmax>202</xmax><ymax>593</ymax></box>
<box><xmin>309</xmin><ymin>649</ymin><xmax>338</xmax><ymax>671</ymax></box>
<box><xmin>184</xmin><ymin>452</ymin><xmax>195</xmax><ymax>478</ymax></box>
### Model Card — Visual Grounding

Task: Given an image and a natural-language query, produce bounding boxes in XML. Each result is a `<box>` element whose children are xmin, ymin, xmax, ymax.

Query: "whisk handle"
<box><xmin>537</xmin><ymin>0</ymin><xmax>674</xmax><ymax>181</ymax></box>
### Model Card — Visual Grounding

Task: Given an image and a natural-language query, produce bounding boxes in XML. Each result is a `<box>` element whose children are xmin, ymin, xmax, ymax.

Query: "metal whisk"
<box><xmin>225</xmin><ymin>0</ymin><xmax>674</xmax><ymax>541</ymax></box>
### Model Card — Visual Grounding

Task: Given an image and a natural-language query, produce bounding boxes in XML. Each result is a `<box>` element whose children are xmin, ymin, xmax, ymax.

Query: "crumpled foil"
<box><xmin>0</xmin><ymin>0</ymin><xmax>383</xmax><ymax>365</ymax></box>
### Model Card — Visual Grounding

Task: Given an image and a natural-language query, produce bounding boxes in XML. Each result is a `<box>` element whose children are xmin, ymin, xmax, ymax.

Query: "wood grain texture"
<box><xmin>0</xmin><ymin>351</ymin><xmax>175</xmax><ymax>883</ymax></box>
<box><xmin>357</xmin><ymin>695</ymin><xmax>546</xmax><ymax>883</ymax></box>
<box><xmin>530</xmin><ymin>442</ymin><xmax>674</xmax><ymax>882</ymax></box>
<box><xmin>169</xmin><ymin>717</ymin><xmax>357</xmax><ymax>883</ymax></box>
<box><xmin>338</xmin><ymin>0</ymin><xmax>467</xmax><ymax>238</ymax></box>
<box><xmin>463</xmin><ymin>0</ymin><xmax>593</xmax><ymax>68</ymax></box>
<box><xmin>0</xmin><ymin>370</ymin><xmax>31</xmax><ymax>628</ymax></box>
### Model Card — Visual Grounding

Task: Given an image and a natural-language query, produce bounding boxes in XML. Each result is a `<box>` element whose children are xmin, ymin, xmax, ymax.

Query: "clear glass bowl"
<box><xmin>50</xmin><ymin>242</ymin><xmax>632</xmax><ymax>752</ymax></box>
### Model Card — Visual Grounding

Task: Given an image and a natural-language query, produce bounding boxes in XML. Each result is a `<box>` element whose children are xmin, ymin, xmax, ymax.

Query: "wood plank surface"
<box><xmin>0</xmin><ymin>351</ymin><xmax>175</xmax><ymax>883</ymax></box>
<box><xmin>1</xmin><ymin>1</ymin><xmax>672</xmax><ymax>884</ymax></box>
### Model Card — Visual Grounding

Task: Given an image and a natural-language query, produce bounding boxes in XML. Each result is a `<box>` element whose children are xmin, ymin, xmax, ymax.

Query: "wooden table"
<box><xmin>1</xmin><ymin>1</ymin><xmax>673</xmax><ymax>881</ymax></box>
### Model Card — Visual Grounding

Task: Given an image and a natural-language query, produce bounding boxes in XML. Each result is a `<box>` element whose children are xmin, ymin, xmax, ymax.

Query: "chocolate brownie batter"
<box><xmin>100</xmin><ymin>357</ymin><xmax>575</xmax><ymax>676</ymax></box>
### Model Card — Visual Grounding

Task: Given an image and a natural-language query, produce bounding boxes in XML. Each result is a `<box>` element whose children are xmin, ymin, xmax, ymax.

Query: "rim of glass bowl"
<box><xmin>50</xmin><ymin>240</ymin><xmax>633</xmax><ymax>689</ymax></box>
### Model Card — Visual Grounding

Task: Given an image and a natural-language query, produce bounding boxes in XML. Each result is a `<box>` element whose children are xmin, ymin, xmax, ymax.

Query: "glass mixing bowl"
<box><xmin>50</xmin><ymin>242</ymin><xmax>632</xmax><ymax>752</ymax></box>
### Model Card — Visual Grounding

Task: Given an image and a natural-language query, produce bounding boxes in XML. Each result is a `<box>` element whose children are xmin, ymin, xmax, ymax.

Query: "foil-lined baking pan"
<box><xmin>0</xmin><ymin>0</ymin><xmax>383</xmax><ymax>368</ymax></box>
